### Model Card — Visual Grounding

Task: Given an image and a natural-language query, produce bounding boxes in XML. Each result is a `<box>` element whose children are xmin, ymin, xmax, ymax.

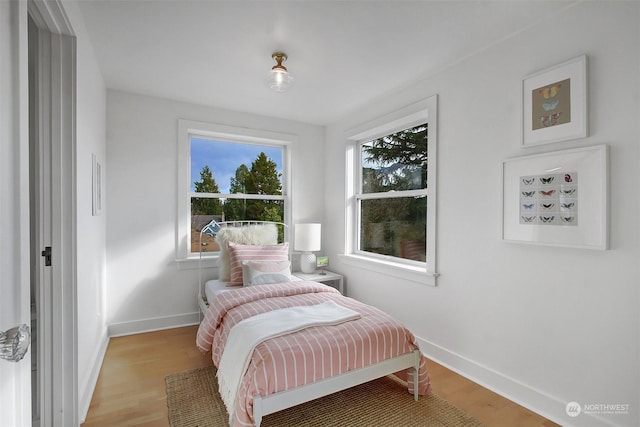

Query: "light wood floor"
<box><xmin>82</xmin><ymin>325</ymin><xmax>558</xmax><ymax>427</ymax></box>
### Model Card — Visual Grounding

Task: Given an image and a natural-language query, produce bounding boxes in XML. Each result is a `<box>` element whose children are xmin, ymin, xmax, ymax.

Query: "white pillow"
<box><xmin>242</xmin><ymin>260</ymin><xmax>292</xmax><ymax>287</ymax></box>
<box><xmin>215</xmin><ymin>224</ymin><xmax>278</xmax><ymax>281</ymax></box>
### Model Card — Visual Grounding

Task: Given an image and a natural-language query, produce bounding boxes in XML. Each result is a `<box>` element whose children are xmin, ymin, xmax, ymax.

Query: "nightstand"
<box><xmin>293</xmin><ymin>270</ymin><xmax>344</xmax><ymax>294</ymax></box>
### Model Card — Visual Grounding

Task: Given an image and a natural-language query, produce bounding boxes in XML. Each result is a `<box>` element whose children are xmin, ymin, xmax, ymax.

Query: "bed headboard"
<box><xmin>199</xmin><ymin>220</ymin><xmax>288</xmax><ymax>249</ymax></box>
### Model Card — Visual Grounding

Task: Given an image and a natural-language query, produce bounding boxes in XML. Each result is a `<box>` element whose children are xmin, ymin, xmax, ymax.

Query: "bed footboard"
<box><xmin>252</xmin><ymin>349</ymin><xmax>421</xmax><ymax>427</ymax></box>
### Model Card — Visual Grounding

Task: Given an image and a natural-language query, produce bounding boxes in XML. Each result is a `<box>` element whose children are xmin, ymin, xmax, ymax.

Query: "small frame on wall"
<box><xmin>502</xmin><ymin>144</ymin><xmax>607</xmax><ymax>250</ymax></box>
<box><xmin>92</xmin><ymin>154</ymin><xmax>102</xmax><ymax>216</ymax></box>
<box><xmin>522</xmin><ymin>55</ymin><xmax>587</xmax><ymax>147</ymax></box>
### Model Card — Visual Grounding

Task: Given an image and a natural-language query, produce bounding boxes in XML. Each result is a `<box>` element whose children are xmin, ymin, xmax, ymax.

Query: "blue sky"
<box><xmin>190</xmin><ymin>138</ymin><xmax>283</xmax><ymax>193</ymax></box>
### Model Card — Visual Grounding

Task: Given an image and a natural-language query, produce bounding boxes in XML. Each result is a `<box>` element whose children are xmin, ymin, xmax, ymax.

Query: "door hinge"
<box><xmin>41</xmin><ymin>246</ymin><xmax>52</xmax><ymax>266</ymax></box>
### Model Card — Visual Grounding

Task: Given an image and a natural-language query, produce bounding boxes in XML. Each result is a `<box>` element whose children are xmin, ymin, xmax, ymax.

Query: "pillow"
<box><xmin>242</xmin><ymin>260</ymin><xmax>292</xmax><ymax>286</ymax></box>
<box><xmin>227</xmin><ymin>242</ymin><xmax>289</xmax><ymax>286</ymax></box>
<box><xmin>215</xmin><ymin>224</ymin><xmax>278</xmax><ymax>281</ymax></box>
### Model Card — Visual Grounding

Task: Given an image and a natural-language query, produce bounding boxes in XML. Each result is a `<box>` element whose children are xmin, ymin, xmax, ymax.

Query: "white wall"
<box><xmin>325</xmin><ymin>2</ymin><xmax>639</xmax><ymax>427</ymax></box>
<box><xmin>105</xmin><ymin>91</ymin><xmax>324</xmax><ymax>333</ymax></box>
<box><xmin>62</xmin><ymin>1</ymin><xmax>109</xmax><ymax>421</ymax></box>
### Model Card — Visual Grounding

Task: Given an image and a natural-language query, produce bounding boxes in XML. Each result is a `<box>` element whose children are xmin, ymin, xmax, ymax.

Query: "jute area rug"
<box><xmin>165</xmin><ymin>366</ymin><xmax>485</xmax><ymax>427</ymax></box>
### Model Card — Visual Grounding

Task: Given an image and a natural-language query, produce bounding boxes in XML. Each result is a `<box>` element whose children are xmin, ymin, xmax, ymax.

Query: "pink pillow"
<box><xmin>227</xmin><ymin>242</ymin><xmax>289</xmax><ymax>286</ymax></box>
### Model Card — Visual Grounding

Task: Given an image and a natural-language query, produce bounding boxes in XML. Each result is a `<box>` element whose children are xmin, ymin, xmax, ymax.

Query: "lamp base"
<box><xmin>300</xmin><ymin>252</ymin><xmax>317</xmax><ymax>273</ymax></box>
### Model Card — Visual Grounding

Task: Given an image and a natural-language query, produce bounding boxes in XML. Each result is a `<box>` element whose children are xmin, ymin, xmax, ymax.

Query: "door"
<box><xmin>2</xmin><ymin>2</ymin><xmax>78</xmax><ymax>425</ymax></box>
<box><xmin>0</xmin><ymin>1</ymin><xmax>33</xmax><ymax>426</ymax></box>
<box><xmin>29</xmin><ymin>14</ymin><xmax>54</xmax><ymax>427</ymax></box>
<box><xmin>27</xmin><ymin>0</ymin><xmax>79</xmax><ymax>425</ymax></box>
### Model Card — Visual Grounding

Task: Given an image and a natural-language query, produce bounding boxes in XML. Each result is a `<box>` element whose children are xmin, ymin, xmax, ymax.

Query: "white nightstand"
<box><xmin>293</xmin><ymin>270</ymin><xmax>344</xmax><ymax>294</ymax></box>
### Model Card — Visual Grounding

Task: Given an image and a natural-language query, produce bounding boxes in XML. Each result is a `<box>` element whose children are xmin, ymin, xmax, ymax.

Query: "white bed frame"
<box><xmin>197</xmin><ymin>220</ymin><xmax>421</xmax><ymax>426</ymax></box>
<box><xmin>253</xmin><ymin>349</ymin><xmax>421</xmax><ymax>427</ymax></box>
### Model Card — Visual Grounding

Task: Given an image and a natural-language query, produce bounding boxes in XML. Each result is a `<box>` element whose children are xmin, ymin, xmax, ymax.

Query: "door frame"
<box><xmin>28</xmin><ymin>1</ymin><xmax>78</xmax><ymax>426</ymax></box>
<box><xmin>0</xmin><ymin>1</ymin><xmax>32</xmax><ymax>424</ymax></box>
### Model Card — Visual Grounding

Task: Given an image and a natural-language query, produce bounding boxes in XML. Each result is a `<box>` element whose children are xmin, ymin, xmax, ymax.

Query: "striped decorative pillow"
<box><xmin>214</xmin><ymin>224</ymin><xmax>278</xmax><ymax>281</ymax></box>
<box><xmin>227</xmin><ymin>242</ymin><xmax>289</xmax><ymax>286</ymax></box>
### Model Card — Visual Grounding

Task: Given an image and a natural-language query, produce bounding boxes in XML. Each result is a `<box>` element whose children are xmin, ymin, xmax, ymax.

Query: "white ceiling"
<box><xmin>76</xmin><ymin>0</ymin><xmax>574</xmax><ymax>125</ymax></box>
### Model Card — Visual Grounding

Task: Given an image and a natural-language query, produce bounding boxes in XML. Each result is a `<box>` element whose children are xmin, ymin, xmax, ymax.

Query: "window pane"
<box><xmin>360</xmin><ymin>196</ymin><xmax>427</xmax><ymax>261</ymax></box>
<box><xmin>190</xmin><ymin>197</ymin><xmax>285</xmax><ymax>253</ymax></box>
<box><xmin>361</xmin><ymin>124</ymin><xmax>427</xmax><ymax>193</ymax></box>
<box><xmin>191</xmin><ymin>138</ymin><xmax>283</xmax><ymax>195</ymax></box>
<box><xmin>190</xmin><ymin>137</ymin><xmax>286</xmax><ymax>254</ymax></box>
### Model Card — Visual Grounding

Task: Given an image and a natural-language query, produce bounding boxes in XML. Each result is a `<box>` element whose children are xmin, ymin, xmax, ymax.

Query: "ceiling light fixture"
<box><xmin>267</xmin><ymin>51</ymin><xmax>294</xmax><ymax>92</ymax></box>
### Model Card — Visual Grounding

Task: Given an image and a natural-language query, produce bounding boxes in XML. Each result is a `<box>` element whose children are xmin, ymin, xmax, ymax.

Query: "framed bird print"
<box><xmin>522</xmin><ymin>55</ymin><xmax>588</xmax><ymax>147</ymax></box>
<box><xmin>502</xmin><ymin>144</ymin><xmax>607</xmax><ymax>250</ymax></box>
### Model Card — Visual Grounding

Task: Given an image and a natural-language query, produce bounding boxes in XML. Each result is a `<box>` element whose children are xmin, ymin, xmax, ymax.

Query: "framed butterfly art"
<box><xmin>522</xmin><ymin>55</ymin><xmax>588</xmax><ymax>147</ymax></box>
<box><xmin>502</xmin><ymin>145</ymin><xmax>607</xmax><ymax>250</ymax></box>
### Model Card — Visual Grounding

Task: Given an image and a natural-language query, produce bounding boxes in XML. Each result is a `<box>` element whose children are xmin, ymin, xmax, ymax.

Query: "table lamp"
<box><xmin>295</xmin><ymin>223</ymin><xmax>321</xmax><ymax>273</ymax></box>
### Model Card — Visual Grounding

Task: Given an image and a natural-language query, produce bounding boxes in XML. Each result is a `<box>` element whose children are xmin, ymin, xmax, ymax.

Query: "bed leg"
<box><xmin>413</xmin><ymin>350</ymin><xmax>420</xmax><ymax>401</ymax></box>
<box><xmin>253</xmin><ymin>396</ymin><xmax>263</xmax><ymax>427</ymax></box>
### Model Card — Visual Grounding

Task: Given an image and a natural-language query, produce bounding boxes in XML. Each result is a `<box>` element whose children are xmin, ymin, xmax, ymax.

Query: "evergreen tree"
<box><xmin>245</xmin><ymin>152</ymin><xmax>283</xmax><ymax>221</ymax></box>
<box><xmin>223</xmin><ymin>164</ymin><xmax>250</xmax><ymax>220</ymax></box>
<box><xmin>192</xmin><ymin>165</ymin><xmax>222</xmax><ymax>215</ymax></box>
<box><xmin>363</xmin><ymin>124</ymin><xmax>428</xmax><ymax>191</ymax></box>
<box><xmin>222</xmin><ymin>152</ymin><xmax>283</xmax><ymax>224</ymax></box>
<box><xmin>246</xmin><ymin>152</ymin><xmax>282</xmax><ymax>195</ymax></box>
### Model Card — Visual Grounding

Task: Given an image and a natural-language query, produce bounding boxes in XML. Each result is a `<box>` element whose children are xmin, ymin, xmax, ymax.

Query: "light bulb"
<box><xmin>267</xmin><ymin>52</ymin><xmax>294</xmax><ymax>92</ymax></box>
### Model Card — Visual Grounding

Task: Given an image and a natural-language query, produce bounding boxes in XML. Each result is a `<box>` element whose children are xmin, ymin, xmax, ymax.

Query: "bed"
<box><xmin>195</xmin><ymin>220</ymin><xmax>431</xmax><ymax>427</ymax></box>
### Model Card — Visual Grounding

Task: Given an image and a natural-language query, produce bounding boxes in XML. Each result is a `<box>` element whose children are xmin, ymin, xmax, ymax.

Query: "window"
<box><xmin>345</xmin><ymin>96</ymin><xmax>437</xmax><ymax>284</ymax></box>
<box><xmin>177</xmin><ymin>120</ymin><xmax>292</xmax><ymax>260</ymax></box>
<box><xmin>359</xmin><ymin>125</ymin><xmax>428</xmax><ymax>261</ymax></box>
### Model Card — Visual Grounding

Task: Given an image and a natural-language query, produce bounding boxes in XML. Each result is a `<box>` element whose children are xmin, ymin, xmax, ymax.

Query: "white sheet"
<box><xmin>204</xmin><ymin>279</ymin><xmax>231</xmax><ymax>304</ymax></box>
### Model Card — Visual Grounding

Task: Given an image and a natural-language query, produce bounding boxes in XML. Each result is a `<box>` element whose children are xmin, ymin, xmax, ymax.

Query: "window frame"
<box><xmin>344</xmin><ymin>96</ymin><xmax>438</xmax><ymax>286</ymax></box>
<box><xmin>176</xmin><ymin>119</ymin><xmax>294</xmax><ymax>265</ymax></box>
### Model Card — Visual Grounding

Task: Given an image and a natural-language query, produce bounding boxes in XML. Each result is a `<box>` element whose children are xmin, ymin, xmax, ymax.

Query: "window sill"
<box><xmin>338</xmin><ymin>254</ymin><xmax>438</xmax><ymax>286</ymax></box>
<box><xmin>175</xmin><ymin>255</ymin><xmax>219</xmax><ymax>271</ymax></box>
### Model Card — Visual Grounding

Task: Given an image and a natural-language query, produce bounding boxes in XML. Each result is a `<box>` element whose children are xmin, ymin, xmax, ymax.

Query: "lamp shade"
<box><xmin>267</xmin><ymin>68</ymin><xmax>294</xmax><ymax>92</ymax></box>
<box><xmin>294</xmin><ymin>223</ymin><xmax>321</xmax><ymax>252</ymax></box>
<box><xmin>295</xmin><ymin>223</ymin><xmax>321</xmax><ymax>273</ymax></box>
<box><xmin>267</xmin><ymin>52</ymin><xmax>294</xmax><ymax>92</ymax></box>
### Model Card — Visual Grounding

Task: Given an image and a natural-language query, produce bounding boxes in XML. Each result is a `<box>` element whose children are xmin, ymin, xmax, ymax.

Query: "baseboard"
<box><xmin>78</xmin><ymin>327</ymin><xmax>109</xmax><ymax>424</ymax></box>
<box><xmin>107</xmin><ymin>312</ymin><xmax>201</xmax><ymax>337</ymax></box>
<box><xmin>416</xmin><ymin>336</ymin><xmax>620</xmax><ymax>427</ymax></box>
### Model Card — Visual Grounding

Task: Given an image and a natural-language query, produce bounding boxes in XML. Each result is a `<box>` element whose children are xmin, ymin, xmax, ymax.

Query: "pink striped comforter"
<box><xmin>196</xmin><ymin>281</ymin><xmax>431</xmax><ymax>427</ymax></box>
